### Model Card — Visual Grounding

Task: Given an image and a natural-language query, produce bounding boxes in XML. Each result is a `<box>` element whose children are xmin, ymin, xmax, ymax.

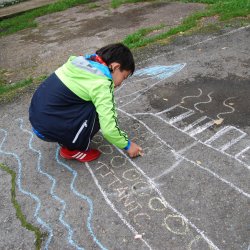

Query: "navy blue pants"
<box><xmin>29</xmin><ymin>73</ymin><xmax>100</xmax><ymax>150</ymax></box>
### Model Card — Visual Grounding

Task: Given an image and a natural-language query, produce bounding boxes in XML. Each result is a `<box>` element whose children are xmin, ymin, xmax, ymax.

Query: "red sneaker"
<box><xmin>60</xmin><ymin>147</ymin><xmax>101</xmax><ymax>162</ymax></box>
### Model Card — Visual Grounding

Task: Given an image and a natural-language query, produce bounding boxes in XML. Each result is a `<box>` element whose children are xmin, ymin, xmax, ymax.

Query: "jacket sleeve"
<box><xmin>91</xmin><ymin>79</ymin><xmax>129</xmax><ymax>149</ymax></box>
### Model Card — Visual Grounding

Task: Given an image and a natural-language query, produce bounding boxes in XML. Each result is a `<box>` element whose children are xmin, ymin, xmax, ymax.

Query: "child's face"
<box><xmin>110</xmin><ymin>63</ymin><xmax>131</xmax><ymax>88</ymax></box>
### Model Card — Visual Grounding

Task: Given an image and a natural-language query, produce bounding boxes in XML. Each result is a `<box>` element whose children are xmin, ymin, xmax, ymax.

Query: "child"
<box><xmin>29</xmin><ymin>43</ymin><xmax>143</xmax><ymax>162</ymax></box>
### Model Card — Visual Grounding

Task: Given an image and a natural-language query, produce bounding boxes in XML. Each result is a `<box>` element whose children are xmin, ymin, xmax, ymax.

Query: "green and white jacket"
<box><xmin>55</xmin><ymin>56</ymin><xmax>129</xmax><ymax>149</ymax></box>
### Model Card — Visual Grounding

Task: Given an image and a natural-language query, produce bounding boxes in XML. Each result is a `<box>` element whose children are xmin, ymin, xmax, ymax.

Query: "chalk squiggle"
<box><xmin>194</xmin><ymin>92</ymin><xmax>213</xmax><ymax>113</ymax></box>
<box><xmin>18</xmin><ymin>119</ymin><xmax>84</xmax><ymax>250</ymax></box>
<box><xmin>180</xmin><ymin>88</ymin><xmax>202</xmax><ymax>104</ymax></box>
<box><xmin>55</xmin><ymin>147</ymin><xmax>108</xmax><ymax>250</ymax></box>
<box><xmin>0</xmin><ymin>128</ymin><xmax>53</xmax><ymax>250</ymax></box>
<box><xmin>217</xmin><ymin>97</ymin><xmax>235</xmax><ymax>119</ymax></box>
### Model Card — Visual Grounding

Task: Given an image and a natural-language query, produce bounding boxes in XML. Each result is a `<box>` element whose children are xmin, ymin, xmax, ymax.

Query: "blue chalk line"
<box><xmin>0</xmin><ymin>128</ymin><xmax>53</xmax><ymax>250</ymax></box>
<box><xmin>18</xmin><ymin>119</ymin><xmax>85</xmax><ymax>250</ymax></box>
<box><xmin>134</xmin><ymin>64</ymin><xmax>186</xmax><ymax>80</ymax></box>
<box><xmin>55</xmin><ymin>146</ymin><xmax>108</xmax><ymax>250</ymax></box>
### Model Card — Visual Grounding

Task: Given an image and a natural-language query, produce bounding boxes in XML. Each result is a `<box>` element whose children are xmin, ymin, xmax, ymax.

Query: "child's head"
<box><xmin>96</xmin><ymin>43</ymin><xmax>135</xmax><ymax>87</ymax></box>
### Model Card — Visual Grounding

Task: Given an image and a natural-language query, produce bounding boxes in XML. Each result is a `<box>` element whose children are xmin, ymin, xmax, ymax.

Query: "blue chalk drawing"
<box><xmin>134</xmin><ymin>64</ymin><xmax>186</xmax><ymax>80</ymax></box>
<box><xmin>118</xmin><ymin>63</ymin><xmax>186</xmax><ymax>108</ymax></box>
<box><xmin>18</xmin><ymin>119</ymin><xmax>84</xmax><ymax>250</ymax></box>
<box><xmin>0</xmin><ymin>128</ymin><xmax>53</xmax><ymax>250</ymax></box>
<box><xmin>115</xmin><ymin>63</ymin><xmax>186</xmax><ymax>96</ymax></box>
<box><xmin>55</xmin><ymin>146</ymin><xmax>108</xmax><ymax>250</ymax></box>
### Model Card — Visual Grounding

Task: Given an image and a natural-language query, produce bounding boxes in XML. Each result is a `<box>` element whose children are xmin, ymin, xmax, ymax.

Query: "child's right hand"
<box><xmin>127</xmin><ymin>141</ymin><xmax>143</xmax><ymax>158</ymax></box>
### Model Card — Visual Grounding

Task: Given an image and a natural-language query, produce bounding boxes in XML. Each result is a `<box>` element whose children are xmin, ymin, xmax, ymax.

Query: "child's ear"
<box><xmin>109</xmin><ymin>62</ymin><xmax>121</xmax><ymax>72</ymax></box>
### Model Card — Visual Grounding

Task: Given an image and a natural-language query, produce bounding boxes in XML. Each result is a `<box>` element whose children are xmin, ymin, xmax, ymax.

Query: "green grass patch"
<box><xmin>0</xmin><ymin>163</ymin><xmax>46</xmax><ymax>250</ymax></box>
<box><xmin>0</xmin><ymin>0</ymin><xmax>90</xmax><ymax>36</ymax></box>
<box><xmin>88</xmin><ymin>2</ymin><xmax>100</xmax><ymax>9</ymax></box>
<box><xmin>0</xmin><ymin>70</ymin><xmax>46</xmax><ymax>103</ymax></box>
<box><xmin>111</xmin><ymin>0</ymin><xmax>155</xmax><ymax>9</ymax></box>
<box><xmin>123</xmin><ymin>0</ymin><xmax>250</xmax><ymax>48</ymax></box>
<box><xmin>123</xmin><ymin>24</ymin><xmax>165</xmax><ymax>46</ymax></box>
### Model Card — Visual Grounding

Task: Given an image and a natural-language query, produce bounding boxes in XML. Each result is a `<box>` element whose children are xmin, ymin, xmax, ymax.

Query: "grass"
<box><xmin>88</xmin><ymin>2</ymin><xmax>100</xmax><ymax>9</ymax></box>
<box><xmin>0</xmin><ymin>163</ymin><xmax>46</xmax><ymax>250</ymax></box>
<box><xmin>123</xmin><ymin>0</ymin><xmax>250</xmax><ymax>48</ymax></box>
<box><xmin>0</xmin><ymin>0</ymin><xmax>90</xmax><ymax>36</ymax></box>
<box><xmin>0</xmin><ymin>69</ymin><xmax>46</xmax><ymax>103</ymax></box>
<box><xmin>123</xmin><ymin>24</ymin><xmax>165</xmax><ymax>45</ymax></box>
<box><xmin>111</xmin><ymin>0</ymin><xmax>155</xmax><ymax>8</ymax></box>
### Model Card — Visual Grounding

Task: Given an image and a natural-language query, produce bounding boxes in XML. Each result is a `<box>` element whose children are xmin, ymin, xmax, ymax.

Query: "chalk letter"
<box><xmin>148</xmin><ymin>197</ymin><xmax>166</xmax><ymax>211</ymax></box>
<box><xmin>123</xmin><ymin>169</ymin><xmax>141</xmax><ymax>181</ymax></box>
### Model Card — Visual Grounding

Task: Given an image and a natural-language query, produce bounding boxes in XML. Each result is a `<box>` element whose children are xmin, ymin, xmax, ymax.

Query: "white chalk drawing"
<box><xmin>85</xmin><ymin>162</ymin><xmax>153</xmax><ymax>249</ymax></box>
<box><xmin>0</xmin><ymin>40</ymin><xmax>249</xmax><ymax>248</ymax></box>
<box><xmin>84</xmin><ymin>63</ymin><xmax>249</xmax><ymax>249</ymax></box>
<box><xmin>187</xmin><ymin>235</ymin><xmax>213</xmax><ymax>250</ymax></box>
<box><xmin>148</xmin><ymin>197</ymin><xmax>166</xmax><ymax>211</ymax></box>
<box><xmin>117</xmin><ymin>64</ymin><xmax>186</xmax><ymax>108</ymax></box>
<box><xmin>235</xmin><ymin>146</ymin><xmax>250</xmax><ymax>160</ymax></box>
<box><xmin>181</xmin><ymin>88</ymin><xmax>202</xmax><ymax>104</ymax></box>
<box><xmin>163</xmin><ymin>214</ymin><xmax>189</xmax><ymax>235</ymax></box>
<box><xmin>98</xmin><ymin>144</ymin><xmax>114</xmax><ymax>154</ymax></box>
<box><xmin>217</xmin><ymin>97</ymin><xmax>236</xmax><ymax>119</ymax></box>
<box><xmin>193</xmin><ymin>91</ymin><xmax>213</xmax><ymax>113</ymax></box>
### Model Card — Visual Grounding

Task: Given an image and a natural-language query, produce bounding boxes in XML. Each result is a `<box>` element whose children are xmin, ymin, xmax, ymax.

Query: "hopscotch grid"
<box><xmin>182</xmin><ymin>116</ymin><xmax>209</xmax><ymax>132</ymax></box>
<box><xmin>18</xmin><ymin>119</ymin><xmax>85</xmax><ymax>250</ymax></box>
<box><xmin>120</xmin><ymin>109</ymin><xmax>250</xmax><ymax>198</ymax></box>
<box><xmin>219</xmin><ymin>133</ymin><xmax>246</xmax><ymax>152</ymax></box>
<box><xmin>204</xmin><ymin>126</ymin><xmax>233</xmax><ymax>145</ymax></box>
<box><xmin>0</xmin><ymin>128</ymin><xmax>53</xmax><ymax>250</ymax></box>
<box><xmin>134</xmin><ymin>105</ymin><xmax>249</xmax><ymax>169</ymax></box>
<box><xmin>156</xmin><ymin>104</ymin><xmax>181</xmax><ymax>115</ymax></box>
<box><xmin>204</xmin><ymin>126</ymin><xmax>247</xmax><ymax>152</ymax></box>
<box><xmin>169</xmin><ymin>110</ymin><xmax>195</xmax><ymax>125</ymax></box>
<box><xmin>235</xmin><ymin>146</ymin><xmax>250</xmax><ymax>159</ymax></box>
<box><xmin>188</xmin><ymin>120</ymin><xmax>215</xmax><ymax>137</ymax></box>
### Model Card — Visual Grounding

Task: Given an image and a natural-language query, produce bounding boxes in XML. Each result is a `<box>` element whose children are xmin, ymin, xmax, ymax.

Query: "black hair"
<box><xmin>96</xmin><ymin>43</ymin><xmax>135</xmax><ymax>75</ymax></box>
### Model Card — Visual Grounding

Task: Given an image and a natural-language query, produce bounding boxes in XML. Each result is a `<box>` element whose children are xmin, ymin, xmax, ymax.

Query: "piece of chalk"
<box><xmin>138</xmin><ymin>152</ymin><xmax>144</xmax><ymax>157</ymax></box>
<box><xmin>134</xmin><ymin>234</ymin><xmax>142</xmax><ymax>239</ymax></box>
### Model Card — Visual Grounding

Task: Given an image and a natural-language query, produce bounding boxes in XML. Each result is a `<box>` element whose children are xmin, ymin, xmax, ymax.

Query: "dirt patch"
<box><xmin>0</xmin><ymin>0</ymin><xmax>205</xmax><ymax>82</ymax></box>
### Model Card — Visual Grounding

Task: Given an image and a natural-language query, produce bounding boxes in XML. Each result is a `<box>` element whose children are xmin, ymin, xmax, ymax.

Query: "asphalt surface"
<box><xmin>0</xmin><ymin>2</ymin><xmax>249</xmax><ymax>250</ymax></box>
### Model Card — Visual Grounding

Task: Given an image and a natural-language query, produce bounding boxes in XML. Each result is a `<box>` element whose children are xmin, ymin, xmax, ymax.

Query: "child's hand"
<box><xmin>127</xmin><ymin>141</ymin><xmax>143</xmax><ymax>158</ymax></box>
